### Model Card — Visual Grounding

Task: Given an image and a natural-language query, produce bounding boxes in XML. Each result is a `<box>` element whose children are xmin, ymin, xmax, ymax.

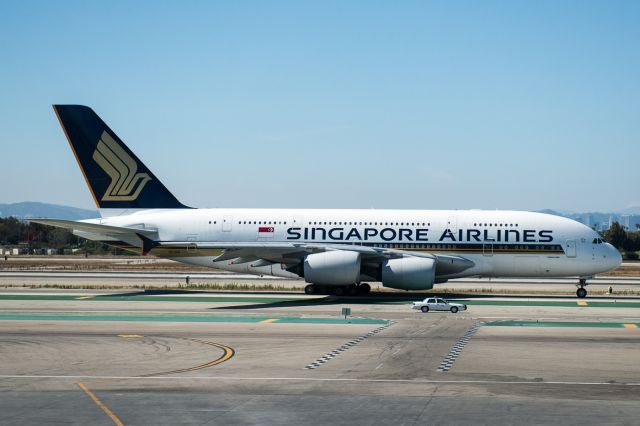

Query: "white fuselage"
<box><xmin>92</xmin><ymin>208</ymin><xmax>622</xmax><ymax>283</ymax></box>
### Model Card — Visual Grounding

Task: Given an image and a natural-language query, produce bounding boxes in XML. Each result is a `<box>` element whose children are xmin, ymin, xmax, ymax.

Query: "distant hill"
<box><xmin>617</xmin><ymin>206</ymin><xmax>640</xmax><ymax>215</ymax></box>
<box><xmin>0</xmin><ymin>202</ymin><xmax>98</xmax><ymax>220</ymax></box>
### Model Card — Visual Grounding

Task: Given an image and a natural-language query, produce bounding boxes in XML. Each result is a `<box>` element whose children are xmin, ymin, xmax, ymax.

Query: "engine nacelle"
<box><xmin>381</xmin><ymin>257</ymin><xmax>436</xmax><ymax>290</ymax></box>
<box><xmin>304</xmin><ymin>251</ymin><xmax>361</xmax><ymax>286</ymax></box>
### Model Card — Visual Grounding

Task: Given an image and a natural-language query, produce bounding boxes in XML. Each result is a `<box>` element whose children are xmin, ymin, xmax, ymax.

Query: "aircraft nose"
<box><xmin>607</xmin><ymin>244</ymin><xmax>623</xmax><ymax>270</ymax></box>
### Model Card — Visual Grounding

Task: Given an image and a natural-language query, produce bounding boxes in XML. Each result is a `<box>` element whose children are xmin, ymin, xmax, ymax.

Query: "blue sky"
<box><xmin>1</xmin><ymin>1</ymin><xmax>638</xmax><ymax>212</ymax></box>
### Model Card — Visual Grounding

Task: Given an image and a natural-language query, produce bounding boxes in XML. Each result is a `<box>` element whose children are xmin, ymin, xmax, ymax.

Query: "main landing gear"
<box><xmin>576</xmin><ymin>278</ymin><xmax>588</xmax><ymax>298</ymax></box>
<box><xmin>304</xmin><ymin>283</ymin><xmax>371</xmax><ymax>296</ymax></box>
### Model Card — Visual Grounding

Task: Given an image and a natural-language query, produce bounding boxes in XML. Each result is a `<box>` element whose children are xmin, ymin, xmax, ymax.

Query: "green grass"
<box><xmin>0</xmin><ymin>311</ymin><xmax>388</xmax><ymax>325</ymax></box>
<box><xmin>20</xmin><ymin>282</ymin><xmax>303</xmax><ymax>292</ymax></box>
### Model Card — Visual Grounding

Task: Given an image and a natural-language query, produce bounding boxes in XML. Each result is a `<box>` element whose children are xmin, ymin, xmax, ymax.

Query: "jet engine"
<box><xmin>381</xmin><ymin>257</ymin><xmax>436</xmax><ymax>290</ymax></box>
<box><xmin>303</xmin><ymin>251</ymin><xmax>361</xmax><ymax>286</ymax></box>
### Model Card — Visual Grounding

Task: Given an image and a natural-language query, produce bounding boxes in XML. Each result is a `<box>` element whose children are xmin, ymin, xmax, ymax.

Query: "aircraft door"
<box><xmin>483</xmin><ymin>243</ymin><xmax>493</xmax><ymax>256</ymax></box>
<box><xmin>565</xmin><ymin>240</ymin><xmax>577</xmax><ymax>258</ymax></box>
<box><xmin>222</xmin><ymin>216</ymin><xmax>233</xmax><ymax>232</ymax></box>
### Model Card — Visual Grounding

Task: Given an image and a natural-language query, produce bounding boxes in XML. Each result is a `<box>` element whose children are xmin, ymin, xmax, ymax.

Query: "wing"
<box><xmin>156</xmin><ymin>241</ymin><xmax>475</xmax><ymax>276</ymax></box>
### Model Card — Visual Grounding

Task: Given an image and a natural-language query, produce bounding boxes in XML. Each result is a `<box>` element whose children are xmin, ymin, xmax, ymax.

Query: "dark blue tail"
<box><xmin>53</xmin><ymin>105</ymin><xmax>188</xmax><ymax>209</ymax></box>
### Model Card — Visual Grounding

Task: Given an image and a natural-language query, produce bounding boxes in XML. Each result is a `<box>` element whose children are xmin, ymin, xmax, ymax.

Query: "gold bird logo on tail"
<box><xmin>92</xmin><ymin>131</ymin><xmax>151</xmax><ymax>201</ymax></box>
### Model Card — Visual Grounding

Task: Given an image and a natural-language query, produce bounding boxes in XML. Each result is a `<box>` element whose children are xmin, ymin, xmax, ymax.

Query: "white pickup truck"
<box><xmin>412</xmin><ymin>297</ymin><xmax>467</xmax><ymax>313</ymax></box>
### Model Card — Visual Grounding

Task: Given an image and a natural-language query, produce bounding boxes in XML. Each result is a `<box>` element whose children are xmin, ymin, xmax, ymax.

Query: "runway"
<box><xmin>0</xmin><ymin>287</ymin><xmax>639</xmax><ymax>425</ymax></box>
<box><xmin>2</xmin><ymin>270</ymin><xmax>640</xmax><ymax>297</ymax></box>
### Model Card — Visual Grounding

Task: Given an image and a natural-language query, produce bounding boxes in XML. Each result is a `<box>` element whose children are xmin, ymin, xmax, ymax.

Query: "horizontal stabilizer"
<box><xmin>29</xmin><ymin>219</ymin><xmax>157</xmax><ymax>237</ymax></box>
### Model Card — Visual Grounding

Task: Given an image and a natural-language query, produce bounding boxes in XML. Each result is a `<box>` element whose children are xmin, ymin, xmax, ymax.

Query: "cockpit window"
<box><xmin>592</xmin><ymin>238</ymin><xmax>605</xmax><ymax>244</ymax></box>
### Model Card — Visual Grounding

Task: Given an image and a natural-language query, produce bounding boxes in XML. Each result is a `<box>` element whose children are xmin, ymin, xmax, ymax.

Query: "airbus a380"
<box><xmin>33</xmin><ymin>105</ymin><xmax>622</xmax><ymax>298</ymax></box>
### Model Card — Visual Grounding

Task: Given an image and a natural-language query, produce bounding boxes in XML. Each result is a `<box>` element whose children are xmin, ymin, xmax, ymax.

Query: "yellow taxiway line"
<box><xmin>117</xmin><ymin>334</ymin><xmax>144</xmax><ymax>339</ymax></box>
<box><xmin>77</xmin><ymin>382</ymin><xmax>124</xmax><ymax>426</ymax></box>
<box><xmin>141</xmin><ymin>339</ymin><xmax>235</xmax><ymax>377</ymax></box>
<box><xmin>260</xmin><ymin>318</ymin><xmax>279</xmax><ymax>323</ymax></box>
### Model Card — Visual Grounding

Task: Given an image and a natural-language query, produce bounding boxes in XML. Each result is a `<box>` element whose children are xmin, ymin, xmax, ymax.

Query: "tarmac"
<box><xmin>0</xmin><ymin>284</ymin><xmax>639</xmax><ymax>425</ymax></box>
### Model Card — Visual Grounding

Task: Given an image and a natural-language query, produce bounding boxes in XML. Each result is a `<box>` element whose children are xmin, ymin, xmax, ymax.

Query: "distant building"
<box><xmin>620</xmin><ymin>215</ymin><xmax>631</xmax><ymax>231</ymax></box>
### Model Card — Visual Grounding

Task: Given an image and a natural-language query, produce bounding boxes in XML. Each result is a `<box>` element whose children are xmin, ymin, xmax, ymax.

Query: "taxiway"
<box><xmin>0</xmin><ymin>287</ymin><xmax>639</xmax><ymax>425</ymax></box>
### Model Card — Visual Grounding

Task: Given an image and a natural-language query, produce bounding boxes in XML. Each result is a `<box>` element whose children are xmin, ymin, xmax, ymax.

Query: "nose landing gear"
<box><xmin>576</xmin><ymin>278</ymin><xmax>588</xmax><ymax>298</ymax></box>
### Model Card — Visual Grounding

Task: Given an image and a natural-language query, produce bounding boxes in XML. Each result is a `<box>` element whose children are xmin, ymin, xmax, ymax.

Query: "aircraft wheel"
<box><xmin>332</xmin><ymin>286</ymin><xmax>345</xmax><ymax>296</ymax></box>
<box><xmin>304</xmin><ymin>284</ymin><xmax>315</xmax><ymax>295</ymax></box>
<box><xmin>347</xmin><ymin>285</ymin><xmax>358</xmax><ymax>296</ymax></box>
<box><xmin>358</xmin><ymin>283</ymin><xmax>371</xmax><ymax>295</ymax></box>
<box><xmin>577</xmin><ymin>287</ymin><xmax>587</xmax><ymax>298</ymax></box>
<box><xmin>421</xmin><ymin>306</ymin><xmax>429</xmax><ymax>313</ymax></box>
<box><xmin>450</xmin><ymin>306</ymin><xmax>459</xmax><ymax>314</ymax></box>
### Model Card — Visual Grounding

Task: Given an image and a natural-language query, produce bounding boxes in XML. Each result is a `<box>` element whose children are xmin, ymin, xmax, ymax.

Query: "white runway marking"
<box><xmin>304</xmin><ymin>321</ymin><xmax>395</xmax><ymax>369</ymax></box>
<box><xmin>437</xmin><ymin>322</ymin><xmax>483</xmax><ymax>372</ymax></box>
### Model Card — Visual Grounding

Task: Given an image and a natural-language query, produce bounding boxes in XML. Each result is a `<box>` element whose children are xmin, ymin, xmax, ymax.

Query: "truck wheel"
<box><xmin>421</xmin><ymin>306</ymin><xmax>429</xmax><ymax>313</ymax></box>
<box><xmin>450</xmin><ymin>306</ymin><xmax>459</xmax><ymax>314</ymax></box>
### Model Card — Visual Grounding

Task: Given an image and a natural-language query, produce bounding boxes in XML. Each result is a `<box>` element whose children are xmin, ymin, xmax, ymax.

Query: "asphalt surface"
<box><xmin>0</xmin><ymin>289</ymin><xmax>639</xmax><ymax>425</ymax></box>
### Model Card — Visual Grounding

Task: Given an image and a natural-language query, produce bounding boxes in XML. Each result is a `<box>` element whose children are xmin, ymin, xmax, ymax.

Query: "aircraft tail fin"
<box><xmin>52</xmin><ymin>105</ymin><xmax>189</xmax><ymax>211</ymax></box>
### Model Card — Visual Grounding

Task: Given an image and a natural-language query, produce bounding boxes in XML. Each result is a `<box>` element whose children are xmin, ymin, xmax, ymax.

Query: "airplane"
<box><xmin>32</xmin><ymin>105</ymin><xmax>622</xmax><ymax>299</ymax></box>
